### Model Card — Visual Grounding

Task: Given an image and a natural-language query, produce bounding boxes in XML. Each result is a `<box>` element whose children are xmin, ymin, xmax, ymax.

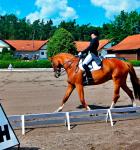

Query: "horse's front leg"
<box><xmin>55</xmin><ymin>83</ymin><xmax>75</xmax><ymax>112</ymax></box>
<box><xmin>75</xmin><ymin>84</ymin><xmax>91</xmax><ymax>111</ymax></box>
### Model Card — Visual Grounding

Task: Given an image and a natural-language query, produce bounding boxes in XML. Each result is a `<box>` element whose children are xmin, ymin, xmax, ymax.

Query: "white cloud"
<box><xmin>26</xmin><ymin>0</ymin><xmax>78</xmax><ymax>24</ymax></box>
<box><xmin>90</xmin><ymin>0</ymin><xmax>140</xmax><ymax>18</ymax></box>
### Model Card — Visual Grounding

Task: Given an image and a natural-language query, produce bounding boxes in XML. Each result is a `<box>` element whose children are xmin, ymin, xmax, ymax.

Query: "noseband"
<box><xmin>54</xmin><ymin>66</ymin><xmax>62</xmax><ymax>78</ymax></box>
<box><xmin>53</xmin><ymin>58</ymin><xmax>76</xmax><ymax>78</ymax></box>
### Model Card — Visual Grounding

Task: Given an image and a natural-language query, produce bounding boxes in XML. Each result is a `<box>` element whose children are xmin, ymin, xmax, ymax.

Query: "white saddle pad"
<box><xmin>79</xmin><ymin>59</ymin><xmax>101</xmax><ymax>71</ymax></box>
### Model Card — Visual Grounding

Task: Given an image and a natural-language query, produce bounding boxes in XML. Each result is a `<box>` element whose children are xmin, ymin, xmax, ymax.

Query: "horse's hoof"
<box><xmin>132</xmin><ymin>102</ymin><xmax>137</xmax><ymax>107</ymax></box>
<box><xmin>54</xmin><ymin>108</ymin><xmax>62</xmax><ymax>113</ymax></box>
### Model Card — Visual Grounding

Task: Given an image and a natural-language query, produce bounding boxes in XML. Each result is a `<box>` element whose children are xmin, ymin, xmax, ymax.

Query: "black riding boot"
<box><xmin>82</xmin><ymin>64</ymin><xmax>93</xmax><ymax>85</ymax></box>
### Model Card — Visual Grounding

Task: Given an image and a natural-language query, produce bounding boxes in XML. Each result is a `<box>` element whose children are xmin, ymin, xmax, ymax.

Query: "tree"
<box><xmin>58</xmin><ymin>20</ymin><xmax>78</xmax><ymax>40</ymax></box>
<box><xmin>0</xmin><ymin>47</ymin><xmax>14</xmax><ymax>60</ymax></box>
<box><xmin>47</xmin><ymin>28</ymin><xmax>76</xmax><ymax>57</ymax></box>
<box><xmin>16</xmin><ymin>18</ymin><xmax>32</xmax><ymax>40</ymax></box>
<box><xmin>0</xmin><ymin>12</ymin><xmax>139</xmax><ymax>44</ymax></box>
<box><xmin>2</xmin><ymin>47</ymin><xmax>9</xmax><ymax>55</ymax></box>
<box><xmin>58</xmin><ymin>20</ymin><xmax>102</xmax><ymax>41</ymax></box>
<box><xmin>103</xmin><ymin>11</ymin><xmax>140</xmax><ymax>45</ymax></box>
<box><xmin>41</xmin><ymin>19</ymin><xmax>56</xmax><ymax>40</ymax></box>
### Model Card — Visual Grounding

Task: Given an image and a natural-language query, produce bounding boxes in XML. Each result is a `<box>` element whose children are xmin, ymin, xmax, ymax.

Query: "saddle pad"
<box><xmin>88</xmin><ymin>61</ymin><xmax>101</xmax><ymax>71</ymax></box>
<box><xmin>79</xmin><ymin>60</ymin><xmax>101</xmax><ymax>72</ymax></box>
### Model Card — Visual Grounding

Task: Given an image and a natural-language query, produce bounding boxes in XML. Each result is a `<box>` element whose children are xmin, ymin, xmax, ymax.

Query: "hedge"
<box><xmin>0</xmin><ymin>59</ymin><xmax>140</xmax><ymax>69</ymax></box>
<box><xmin>0</xmin><ymin>60</ymin><xmax>52</xmax><ymax>68</ymax></box>
<box><xmin>128</xmin><ymin>60</ymin><xmax>140</xmax><ymax>66</ymax></box>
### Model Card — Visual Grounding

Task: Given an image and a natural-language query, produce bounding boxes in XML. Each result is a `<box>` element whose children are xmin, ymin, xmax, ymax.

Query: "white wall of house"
<box><xmin>0</xmin><ymin>40</ymin><xmax>47</xmax><ymax>59</ymax></box>
<box><xmin>14</xmin><ymin>45</ymin><xmax>47</xmax><ymax>60</ymax></box>
<box><xmin>15</xmin><ymin>51</ymin><xmax>40</xmax><ymax>59</ymax></box>
<box><xmin>0</xmin><ymin>40</ymin><xmax>10</xmax><ymax>52</ymax></box>
<box><xmin>99</xmin><ymin>43</ymin><xmax>112</xmax><ymax>57</ymax></box>
<box><xmin>39</xmin><ymin>45</ymin><xmax>47</xmax><ymax>59</ymax></box>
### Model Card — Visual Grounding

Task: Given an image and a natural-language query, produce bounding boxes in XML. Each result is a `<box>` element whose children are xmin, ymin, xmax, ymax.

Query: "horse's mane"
<box><xmin>54</xmin><ymin>53</ymin><xmax>75</xmax><ymax>58</ymax></box>
<box><xmin>51</xmin><ymin>53</ymin><xmax>79</xmax><ymax>68</ymax></box>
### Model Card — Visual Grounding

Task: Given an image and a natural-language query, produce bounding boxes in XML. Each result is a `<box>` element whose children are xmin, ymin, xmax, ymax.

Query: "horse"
<box><xmin>49</xmin><ymin>52</ymin><xmax>140</xmax><ymax>112</ymax></box>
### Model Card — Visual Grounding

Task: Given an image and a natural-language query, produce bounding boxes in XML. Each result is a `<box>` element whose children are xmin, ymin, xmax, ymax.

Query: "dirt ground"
<box><xmin>0</xmin><ymin>69</ymin><xmax>140</xmax><ymax>150</ymax></box>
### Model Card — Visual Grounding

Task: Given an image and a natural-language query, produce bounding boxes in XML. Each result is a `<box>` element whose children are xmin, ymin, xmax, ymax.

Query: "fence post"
<box><xmin>66</xmin><ymin>112</ymin><xmax>70</xmax><ymax>130</ymax></box>
<box><xmin>108</xmin><ymin>109</ymin><xmax>114</xmax><ymax>126</ymax></box>
<box><xmin>21</xmin><ymin>115</ymin><xmax>25</xmax><ymax>135</ymax></box>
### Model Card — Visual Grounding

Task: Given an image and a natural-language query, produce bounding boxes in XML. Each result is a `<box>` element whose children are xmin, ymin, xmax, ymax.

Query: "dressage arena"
<box><xmin>0</xmin><ymin>69</ymin><xmax>140</xmax><ymax>150</ymax></box>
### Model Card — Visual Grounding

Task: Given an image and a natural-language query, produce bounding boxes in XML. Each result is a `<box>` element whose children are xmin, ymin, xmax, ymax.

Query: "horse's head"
<box><xmin>49</xmin><ymin>56</ymin><xmax>63</xmax><ymax>78</ymax></box>
<box><xmin>49</xmin><ymin>53</ymin><xmax>77</xmax><ymax>78</ymax></box>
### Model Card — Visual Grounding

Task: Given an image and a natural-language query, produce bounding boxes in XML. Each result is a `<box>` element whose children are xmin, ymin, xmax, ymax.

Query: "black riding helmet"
<box><xmin>90</xmin><ymin>30</ymin><xmax>99</xmax><ymax>36</ymax></box>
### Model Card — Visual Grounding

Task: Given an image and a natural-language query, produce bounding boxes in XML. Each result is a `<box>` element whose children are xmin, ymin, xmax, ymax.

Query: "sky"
<box><xmin>0</xmin><ymin>0</ymin><xmax>140</xmax><ymax>26</ymax></box>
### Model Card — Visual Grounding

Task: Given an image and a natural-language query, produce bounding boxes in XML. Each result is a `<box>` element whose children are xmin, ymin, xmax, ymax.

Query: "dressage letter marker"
<box><xmin>0</xmin><ymin>124</ymin><xmax>11</xmax><ymax>143</ymax></box>
<box><xmin>0</xmin><ymin>104</ymin><xmax>20</xmax><ymax>149</ymax></box>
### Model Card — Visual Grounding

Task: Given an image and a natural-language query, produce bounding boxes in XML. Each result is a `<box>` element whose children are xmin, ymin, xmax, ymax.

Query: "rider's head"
<box><xmin>90</xmin><ymin>30</ymin><xmax>99</xmax><ymax>38</ymax></box>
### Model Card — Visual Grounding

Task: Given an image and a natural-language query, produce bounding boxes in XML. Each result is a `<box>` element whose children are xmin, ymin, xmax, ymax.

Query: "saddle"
<box><xmin>79</xmin><ymin>57</ymin><xmax>102</xmax><ymax>86</ymax></box>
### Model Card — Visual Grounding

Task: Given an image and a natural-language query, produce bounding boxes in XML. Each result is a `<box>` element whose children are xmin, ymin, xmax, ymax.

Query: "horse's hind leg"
<box><xmin>121</xmin><ymin>83</ymin><xmax>136</xmax><ymax>107</ymax></box>
<box><xmin>55</xmin><ymin>83</ymin><xmax>75</xmax><ymax>112</ymax></box>
<box><xmin>110</xmin><ymin>78</ymin><xmax>121</xmax><ymax>109</ymax></box>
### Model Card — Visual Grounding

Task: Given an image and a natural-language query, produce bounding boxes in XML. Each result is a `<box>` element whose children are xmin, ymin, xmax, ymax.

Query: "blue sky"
<box><xmin>0</xmin><ymin>0</ymin><xmax>140</xmax><ymax>26</ymax></box>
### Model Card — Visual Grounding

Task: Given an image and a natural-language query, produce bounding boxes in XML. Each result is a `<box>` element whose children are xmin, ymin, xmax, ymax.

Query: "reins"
<box><xmin>60</xmin><ymin>57</ymin><xmax>80</xmax><ymax>75</ymax></box>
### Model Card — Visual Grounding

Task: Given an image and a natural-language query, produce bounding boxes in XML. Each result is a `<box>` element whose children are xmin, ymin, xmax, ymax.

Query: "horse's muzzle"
<box><xmin>54</xmin><ymin>70</ymin><xmax>61</xmax><ymax>78</ymax></box>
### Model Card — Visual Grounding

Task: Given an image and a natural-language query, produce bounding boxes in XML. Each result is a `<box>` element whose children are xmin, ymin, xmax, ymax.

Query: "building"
<box><xmin>0</xmin><ymin>39</ymin><xmax>13</xmax><ymax>52</ymax></box>
<box><xmin>0</xmin><ymin>39</ymin><xmax>111</xmax><ymax>60</ymax></box>
<box><xmin>107</xmin><ymin>34</ymin><xmax>140</xmax><ymax>60</ymax></box>
<box><xmin>0</xmin><ymin>40</ymin><xmax>48</xmax><ymax>60</ymax></box>
<box><xmin>75</xmin><ymin>39</ymin><xmax>111</xmax><ymax>57</ymax></box>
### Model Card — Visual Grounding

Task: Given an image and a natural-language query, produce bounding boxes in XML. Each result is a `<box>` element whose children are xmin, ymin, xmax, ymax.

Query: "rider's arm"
<box><xmin>82</xmin><ymin>38</ymin><xmax>95</xmax><ymax>53</ymax></box>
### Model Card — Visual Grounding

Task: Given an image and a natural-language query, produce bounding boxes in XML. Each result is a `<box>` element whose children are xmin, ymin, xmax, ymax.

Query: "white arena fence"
<box><xmin>8</xmin><ymin>106</ymin><xmax>140</xmax><ymax>135</ymax></box>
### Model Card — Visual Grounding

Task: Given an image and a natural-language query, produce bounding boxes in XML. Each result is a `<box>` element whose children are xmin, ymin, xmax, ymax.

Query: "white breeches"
<box><xmin>82</xmin><ymin>53</ymin><xmax>92</xmax><ymax>65</ymax></box>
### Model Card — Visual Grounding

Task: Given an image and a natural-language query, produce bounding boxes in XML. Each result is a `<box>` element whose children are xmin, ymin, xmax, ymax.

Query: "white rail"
<box><xmin>8</xmin><ymin>106</ymin><xmax>140</xmax><ymax>135</ymax></box>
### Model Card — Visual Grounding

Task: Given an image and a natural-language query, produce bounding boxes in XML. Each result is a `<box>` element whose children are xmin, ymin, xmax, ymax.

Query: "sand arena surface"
<box><xmin>0</xmin><ymin>69</ymin><xmax>140</xmax><ymax>150</ymax></box>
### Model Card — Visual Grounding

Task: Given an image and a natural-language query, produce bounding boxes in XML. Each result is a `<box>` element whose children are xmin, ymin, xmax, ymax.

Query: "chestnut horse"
<box><xmin>50</xmin><ymin>53</ymin><xmax>140</xmax><ymax>112</ymax></box>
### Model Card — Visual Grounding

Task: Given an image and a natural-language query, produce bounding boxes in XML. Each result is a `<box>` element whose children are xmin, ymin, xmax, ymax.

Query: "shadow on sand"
<box><xmin>76</xmin><ymin>104</ymin><xmax>133</xmax><ymax>110</ymax></box>
<box><xmin>8</xmin><ymin>147</ymin><xmax>40</xmax><ymax>150</ymax></box>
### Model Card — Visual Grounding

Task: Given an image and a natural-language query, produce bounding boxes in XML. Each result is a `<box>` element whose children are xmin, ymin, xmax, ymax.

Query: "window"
<box><xmin>41</xmin><ymin>52</ymin><xmax>44</xmax><ymax>55</ymax></box>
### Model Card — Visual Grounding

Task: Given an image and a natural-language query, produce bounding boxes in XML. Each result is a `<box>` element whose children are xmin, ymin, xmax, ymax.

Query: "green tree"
<box><xmin>58</xmin><ymin>20</ymin><xmax>101</xmax><ymax>41</ymax></box>
<box><xmin>58</xmin><ymin>20</ymin><xmax>78</xmax><ymax>40</ymax></box>
<box><xmin>41</xmin><ymin>19</ymin><xmax>56</xmax><ymax>40</ymax></box>
<box><xmin>16</xmin><ymin>18</ymin><xmax>32</xmax><ymax>40</ymax></box>
<box><xmin>0</xmin><ymin>12</ymin><xmax>140</xmax><ymax>44</ymax></box>
<box><xmin>0</xmin><ymin>47</ymin><xmax>14</xmax><ymax>60</ymax></box>
<box><xmin>103</xmin><ymin>11</ymin><xmax>140</xmax><ymax>45</ymax></box>
<box><xmin>47</xmin><ymin>28</ymin><xmax>76</xmax><ymax>57</ymax></box>
<box><xmin>0</xmin><ymin>14</ymin><xmax>17</xmax><ymax>39</ymax></box>
<box><xmin>2</xmin><ymin>47</ymin><xmax>9</xmax><ymax>55</ymax></box>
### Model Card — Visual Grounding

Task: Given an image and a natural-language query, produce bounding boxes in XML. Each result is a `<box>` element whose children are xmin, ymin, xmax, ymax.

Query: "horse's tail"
<box><xmin>127</xmin><ymin>62</ymin><xmax>140</xmax><ymax>100</ymax></box>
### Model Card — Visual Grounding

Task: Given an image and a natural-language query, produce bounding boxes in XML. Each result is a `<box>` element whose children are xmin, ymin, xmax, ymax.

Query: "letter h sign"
<box><xmin>0</xmin><ymin>104</ymin><xmax>20</xmax><ymax>149</ymax></box>
<box><xmin>0</xmin><ymin>124</ymin><xmax>10</xmax><ymax>143</ymax></box>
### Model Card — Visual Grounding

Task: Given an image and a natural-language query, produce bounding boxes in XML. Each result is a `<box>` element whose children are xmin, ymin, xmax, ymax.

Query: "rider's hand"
<box><xmin>78</xmin><ymin>52</ymin><xmax>82</xmax><ymax>58</ymax></box>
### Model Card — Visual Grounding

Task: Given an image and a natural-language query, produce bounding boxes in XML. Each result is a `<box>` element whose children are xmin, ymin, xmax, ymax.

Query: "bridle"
<box><xmin>52</xmin><ymin>57</ymin><xmax>79</xmax><ymax>78</ymax></box>
<box><xmin>52</xmin><ymin>64</ymin><xmax>62</xmax><ymax>78</ymax></box>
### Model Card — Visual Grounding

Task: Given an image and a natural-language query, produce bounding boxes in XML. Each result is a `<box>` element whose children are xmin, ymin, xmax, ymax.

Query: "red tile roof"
<box><xmin>3</xmin><ymin>39</ymin><xmax>111</xmax><ymax>52</ymax></box>
<box><xmin>108</xmin><ymin>34</ymin><xmax>140</xmax><ymax>51</ymax></box>
<box><xmin>5</xmin><ymin>40</ymin><xmax>48</xmax><ymax>51</ymax></box>
<box><xmin>75</xmin><ymin>41</ymin><xmax>90</xmax><ymax>52</ymax></box>
<box><xmin>75</xmin><ymin>39</ymin><xmax>111</xmax><ymax>52</ymax></box>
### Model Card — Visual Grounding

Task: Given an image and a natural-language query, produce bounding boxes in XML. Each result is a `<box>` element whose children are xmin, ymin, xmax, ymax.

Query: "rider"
<box><xmin>78</xmin><ymin>30</ymin><xmax>101</xmax><ymax>74</ymax></box>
